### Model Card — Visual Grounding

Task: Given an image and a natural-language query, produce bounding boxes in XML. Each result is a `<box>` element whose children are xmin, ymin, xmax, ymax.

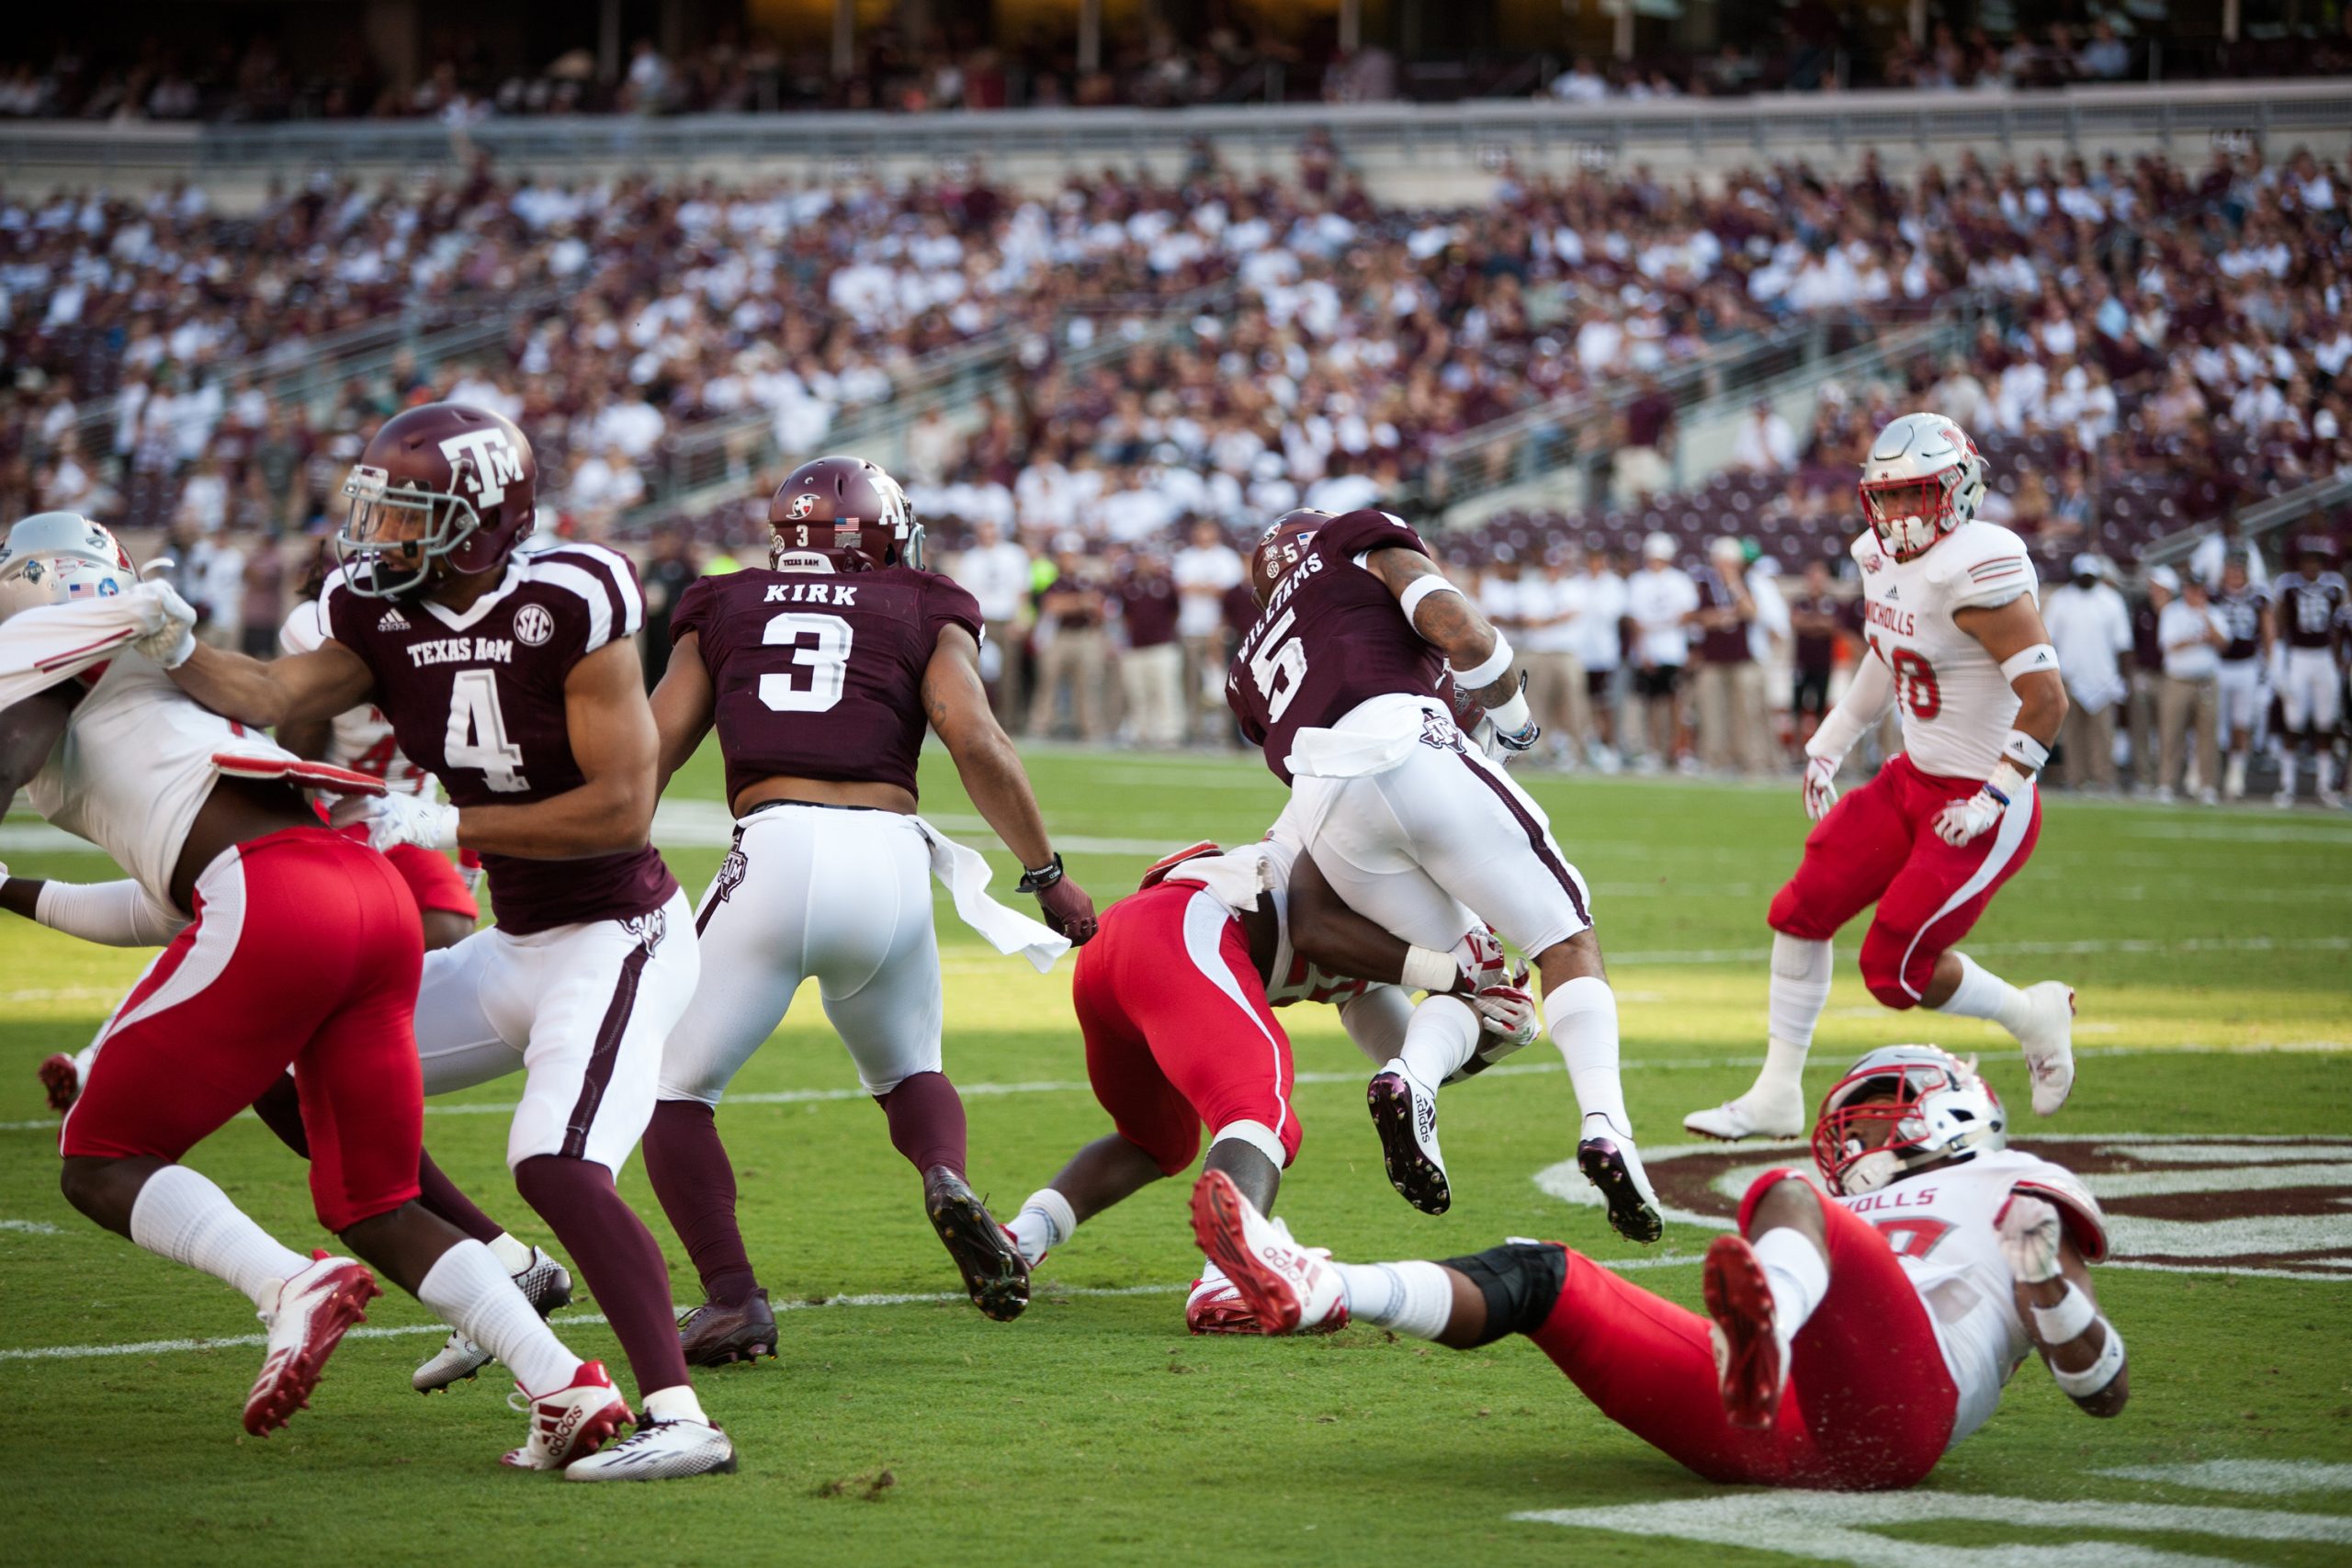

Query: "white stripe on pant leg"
<box><xmin>1898</xmin><ymin>787</ymin><xmax>2036</xmax><ymax>1001</ymax></box>
<box><xmin>1180</xmin><ymin>888</ymin><xmax>1290</xmax><ymax>1147</ymax></box>
<box><xmin>109</xmin><ymin>851</ymin><xmax>248</xmax><ymax>1037</ymax></box>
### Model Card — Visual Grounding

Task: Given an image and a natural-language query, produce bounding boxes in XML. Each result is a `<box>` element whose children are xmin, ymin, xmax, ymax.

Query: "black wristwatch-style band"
<box><xmin>1017</xmin><ymin>852</ymin><xmax>1066</xmax><ymax>894</ymax></box>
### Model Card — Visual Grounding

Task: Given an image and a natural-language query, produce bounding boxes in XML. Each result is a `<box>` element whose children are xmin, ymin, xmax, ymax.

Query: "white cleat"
<box><xmin>563</xmin><ymin>1416</ymin><xmax>738</xmax><ymax>1483</ymax></box>
<box><xmin>245</xmin><ymin>1251</ymin><xmax>379</xmax><ymax>1436</ymax></box>
<box><xmin>1367</xmin><ymin>1061</ymin><xmax>1452</xmax><ymax>1214</ymax></box>
<box><xmin>501</xmin><ymin>1360</ymin><xmax>632</xmax><ymax>1471</ymax></box>
<box><xmin>1683</xmin><ymin>1085</ymin><xmax>1808</xmax><ymax>1143</ymax></box>
<box><xmin>2018</xmin><ymin>981</ymin><xmax>2078</xmax><ymax>1116</ymax></box>
<box><xmin>1189</xmin><ymin>1169</ymin><xmax>1348</xmax><ymax>1335</ymax></box>
<box><xmin>414</xmin><ymin>1246</ymin><xmax>573</xmax><ymax>1393</ymax></box>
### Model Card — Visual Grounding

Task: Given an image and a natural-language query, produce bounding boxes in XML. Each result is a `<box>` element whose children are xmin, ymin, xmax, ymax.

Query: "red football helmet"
<box><xmin>1248</xmin><ymin>509</ymin><xmax>1333</xmax><ymax>605</ymax></box>
<box><xmin>338</xmin><ymin>402</ymin><xmax>539</xmax><ymax>597</ymax></box>
<box><xmin>768</xmin><ymin>456</ymin><xmax>922</xmax><ymax>571</ymax></box>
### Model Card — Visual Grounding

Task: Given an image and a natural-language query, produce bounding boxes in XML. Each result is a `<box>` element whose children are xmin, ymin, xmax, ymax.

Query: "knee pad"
<box><xmin>1437</xmin><ymin>1240</ymin><xmax>1569</xmax><ymax>1348</ymax></box>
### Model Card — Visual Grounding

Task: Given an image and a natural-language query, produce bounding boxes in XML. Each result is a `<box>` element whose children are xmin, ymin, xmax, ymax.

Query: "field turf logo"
<box><xmin>1537</xmin><ymin>1135</ymin><xmax>2352</xmax><ymax>1280</ymax></box>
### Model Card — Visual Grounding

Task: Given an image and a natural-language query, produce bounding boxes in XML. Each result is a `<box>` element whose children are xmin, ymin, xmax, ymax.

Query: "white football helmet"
<box><xmin>1811</xmin><ymin>1043</ymin><xmax>2007</xmax><ymax>1195</ymax></box>
<box><xmin>1858</xmin><ymin>412</ymin><xmax>1987</xmax><ymax>561</ymax></box>
<box><xmin>0</xmin><ymin>512</ymin><xmax>138</xmax><ymax>625</ymax></box>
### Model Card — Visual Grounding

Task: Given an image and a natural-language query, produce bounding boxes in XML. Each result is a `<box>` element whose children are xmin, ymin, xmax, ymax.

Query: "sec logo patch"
<box><xmin>514</xmin><ymin>604</ymin><xmax>555</xmax><ymax>647</ymax></box>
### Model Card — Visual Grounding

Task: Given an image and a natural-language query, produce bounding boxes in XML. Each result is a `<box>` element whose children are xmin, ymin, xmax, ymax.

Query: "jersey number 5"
<box><xmin>1870</xmin><ymin>635</ymin><xmax>1943</xmax><ymax>722</ymax></box>
<box><xmin>1249</xmin><ymin>606</ymin><xmax>1309</xmax><ymax>722</ymax></box>
<box><xmin>446</xmin><ymin>670</ymin><xmax>529</xmax><ymax>792</ymax></box>
<box><xmin>759</xmin><ymin>612</ymin><xmax>854</xmax><ymax>713</ymax></box>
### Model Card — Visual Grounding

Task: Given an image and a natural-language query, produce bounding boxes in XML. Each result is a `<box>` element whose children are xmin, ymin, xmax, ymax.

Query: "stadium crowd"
<box><xmin>0</xmin><ymin>132</ymin><xmax>2346</xmax><ymax>798</ymax></box>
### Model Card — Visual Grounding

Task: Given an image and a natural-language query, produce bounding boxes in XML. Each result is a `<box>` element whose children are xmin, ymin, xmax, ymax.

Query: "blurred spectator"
<box><xmin>1574</xmin><ymin>547</ymin><xmax>1629</xmax><ymax>767</ymax></box>
<box><xmin>1521</xmin><ymin>551</ymin><xmax>1591</xmax><ymax>767</ymax></box>
<box><xmin>641</xmin><ymin>528</ymin><xmax>699</xmax><ymax>689</ymax></box>
<box><xmin>1548</xmin><ymin>59</ymin><xmax>1610</xmax><ymax>103</ymax></box>
<box><xmin>2043</xmin><ymin>554</ymin><xmax>2132</xmax><ymax>790</ymax></box>
<box><xmin>1689</xmin><ymin>536</ymin><xmax>1783</xmax><ymax>776</ymax></box>
<box><xmin>187</xmin><ymin>528</ymin><xmax>247</xmax><ymax>650</ymax></box>
<box><xmin>2155</xmin><ymin>572</ymin><xmax>2229</xmax><ymax>803</ymax></box>
<box><xmin>1614</xmin><ymin>376</ymin><xmax>1677</xmax><ymax>506</ymax></box>
<box><xmin>1625</xmin><ymin>532</ymin><xmax>1698</xmax><ymax>771</ymax></box>
<box><xmin>238</xmin><ymin>531</ymin><xmax>286</xmax><ymax>660</ymax></box>
<box><xmin>2214</xmin><ymin>552</ymin><xmax>2273</xmax><ymax>801</ymax></box>
<box><xmin>953</xmin><ymin>518</ymin><xmax>1032</xmax><ymax>719</ymax></box>
<box><xmin>1115</xmin><ymin>551</ymin><xmax>1184</xmax><ymax>748</ymax></box>
<box><xmin>1172</xmin><ymin>518</ymin><xmax>1243</xmax><ymax>741</ymax></box>
<box><xmin>2188</xmin><ymin>513</ymin><xmax>2271</xmax><ymax>592</ymax></box>
<box><xmin>1729</xmin><ymin>400</ymin><xmax>1798</xmax><ymax>474</ymax></box>
<box><xmin>2126</xmin><ymin>565</ymin><xmax>2173</xmax><ymax>791</ymax></box>
<box><xmin>1027</xmin><ymin>543</ymin><xmax>1109</xmax><ymax>741</ymax></box>
<box><xmin>1785</xmin><ymin>558</ymin><xmax>1852</xmax><ymax>750</ymax></box>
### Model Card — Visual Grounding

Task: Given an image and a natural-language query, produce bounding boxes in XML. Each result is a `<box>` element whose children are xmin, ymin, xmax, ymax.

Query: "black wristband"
<box><xmin>1017</xmin><ymin>852</ymin><xmax>1065</xmax><ymax>894</ymax></box>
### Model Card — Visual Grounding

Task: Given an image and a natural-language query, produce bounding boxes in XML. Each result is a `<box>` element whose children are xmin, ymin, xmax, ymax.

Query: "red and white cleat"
<box><xmin>1184</xmin><ymin>1274</ymin><xmax>1261</xmax><ymax>1335</ymax></box>
<box><xmin>503</xmin><ymin>1360</ymin><xmax>633</xmax><ymax>1471</ymax></box>
<box><xmin>243</xmin><ymin>1251</ymin><xmax>379</xmax><ymax>1436</ymax></box>
<box><xmin>1188</xmin><ymin>1170</ymin><xmax>1347</xmax><ymax>1336</ymax></box>
<box><xmin>1702</xmin><ymin>1234</ymin><xmax>1784</xmax><ymax>1430</ymax></box>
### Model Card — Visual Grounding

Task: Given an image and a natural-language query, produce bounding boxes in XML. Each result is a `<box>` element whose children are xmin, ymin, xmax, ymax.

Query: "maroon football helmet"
<box><xmin>338</xmin><ymin>402</ymin><xmax>539</xmax><ymax>598</ymax></box>
<box><xmin>1248</xmin><ymin>508</ymin><xmax>1334</xmax><ymax>605</ymax></box>
<box><xmin>768</xmin><ymin>456</ymin><xmax>922</xmax><ymax>572</ymax></box>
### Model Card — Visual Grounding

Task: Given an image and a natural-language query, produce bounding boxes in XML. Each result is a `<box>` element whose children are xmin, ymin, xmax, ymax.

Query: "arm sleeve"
<box><xmin>1326</xmin><ymin>509</ymin><xmax>1430</xmax><ymax>560</ymax></box>
<box><xmin>278</xmin><ymin>599</ymin><xmax>325</xmax><ymax>659</ymax></box>
<box><xmin>924</xmin><ymin>576</ymin><xmax>986</xmax><ymax>646</ymax></box>
<box><xmin>669</xmin><ymin>576</ymin><xmax>716</xmax><ymax>648</ymax></box>
<box><xmin>1804</xmin><ymin>646</ymin><xmax>1896</xmax><ymax>762</ymax></box>
<box><xmin>35</xmin><ymin>878</ymin><xmax>190</xmax><ymax>947</ymax></box>
<box><xmin>2011</xmin><ymin>1166</ymin><xmax>2110</xmax><ymax>1262</ymax></box>
<box><xmin>1932</xmin><ymin>531</ymin><xmax>2038</xmax><ymax>612</ymax></box>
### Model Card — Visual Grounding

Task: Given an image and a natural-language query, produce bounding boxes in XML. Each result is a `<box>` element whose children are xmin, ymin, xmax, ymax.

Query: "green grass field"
<box><xmin>5</xmin><ymin>746</ymin><xmax>2350</xmax><ymax>1567</ymax></box>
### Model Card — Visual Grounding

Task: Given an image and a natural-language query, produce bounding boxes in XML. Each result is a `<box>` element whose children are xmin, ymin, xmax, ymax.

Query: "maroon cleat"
<box><xmin>39</xmin><ymin>1054</ymin><xmax>80</xmax><ymax>1114</ymax></box>
<box><xmin>924</xmin><ymin>1167</ymin><xmax>1029</xmax><ymax>1322</ymax></box>
<box><xmin>1702</xmin><ymin>1234</ymin><xmax>1784</xmax><ymax>1430</ymax></box>
<box><xmin>678</xmin><ymin>1289</ymin><xmax>779</xmax><ymax>1368</ymax></box>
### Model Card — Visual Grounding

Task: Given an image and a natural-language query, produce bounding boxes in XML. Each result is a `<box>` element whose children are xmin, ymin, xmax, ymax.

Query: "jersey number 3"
<box><xmin>446</xmin><ymin>670</ymin><xmax>529</xmax><ymax>793</ymax></box>
<box><xmin>760</xmin><ymin>612</ymin><xmax>854</xmax><ymax>713</ymax></box>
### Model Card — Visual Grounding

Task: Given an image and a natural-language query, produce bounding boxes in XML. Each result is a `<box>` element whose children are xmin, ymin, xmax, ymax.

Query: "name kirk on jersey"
<box><xmin>1864</xmin><ymin>599</ymin><xmax>1917</xmax><ymax>637</ymax></box>
<box><xmin>764</xmin><ymin>582</ymin><xmax>858</xmax><ymax>605</ymax></box>
<box><xmin>407</xmin><ymin>636</ymin><xmax>514</xmax><ymax>667</ymax></box>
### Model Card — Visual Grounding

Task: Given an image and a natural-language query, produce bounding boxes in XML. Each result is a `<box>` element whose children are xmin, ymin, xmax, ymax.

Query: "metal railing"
<box><xmin>2138</xmin><ymin>469</ymin><xmax>2352</xmax><ymax>569</ymax></box>
<box><xmin>1</xmin><ymin>81</ymin><xmax>2346</xmax><ymax>179</ymax></box>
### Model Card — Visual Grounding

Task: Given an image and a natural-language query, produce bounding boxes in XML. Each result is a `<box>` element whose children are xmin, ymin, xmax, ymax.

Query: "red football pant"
<box><xmin>1528</xmin><ymin>1172</ymin><xmax>1958</xmax><ymax>1490</ymax></box>
<box><xmin>332</xmin><ymin>818</ymin><xmax>481</xmax><ymax>920</ymax></box>
<box><xmin>1070</xmin><ymin>882</ymin><xmax>1300</xmax><ymax>1176</ymax></box>
<box><xmin>62</xmin><ymin>828</ymin><xmax>427</xmax><ymax>1233</ymax></box>
<box><xmin>1769</xmin><ymin>752</ymin><xmax>2041</xmax><ymax>1007</ymax></box>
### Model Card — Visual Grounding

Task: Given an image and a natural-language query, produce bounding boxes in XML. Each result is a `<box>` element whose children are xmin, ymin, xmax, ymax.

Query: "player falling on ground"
<box><xmin>21</xmin><ymin>568</ymin><xmax>574</xmax><ymax>1396</ymax></box>
<box><xmin>1687</xmin><ymin>413</ymin><xmax>2076</xmax><ymax>1144</ymax></box>
<box><xmin>0</xmin><ymin>512</ymin><xmax>622</xmax><ymax>1468</ymax></box>
<box><xmin>1198</xmin><ymin>1043</ymin><xmax>2125</xmax><ymax>1490</ymax></box>
<box><xmin>151</xmin><ymin>404</ymin><xmax>732</xmax><ymax>1480</ymax></box>
<box><xmin>1226</xmin><ymin>507</ymin><xmax>1662</xmax><ymax>1243</ymax></box>
<box><xmin>1003</xmin><ymin>827</ymin><xmax>1537</xmax><ymax>1329</ymax></box>
<box><xmin>642</xmin><ymin>456</ymin><xmax>1097</xmax><ymax>1362</ymax></box>
<box><xmin>2270</xmin><ymin>536</ymin><xmax>2346</xmax><ymax>808</ymax></box>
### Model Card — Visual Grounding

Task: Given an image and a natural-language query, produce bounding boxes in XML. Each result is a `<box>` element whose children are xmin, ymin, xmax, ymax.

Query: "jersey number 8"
<box><xmin>760</xmin><ymin>612</ymin><xmax>854</xmax><ymax>714</ymax></box>
<box><xmin>1871</xmin><ymin>636</ymin><xmax>1943</xmax><ymax>723</ymax></box>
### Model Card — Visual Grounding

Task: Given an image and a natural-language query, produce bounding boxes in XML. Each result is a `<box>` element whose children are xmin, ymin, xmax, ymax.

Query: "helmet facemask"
<box><xmin>1811</xmin><ymin>1048</ymin><xmax>2006</xmax><ymax>1196</ymax></box>
<box><xmin>1860</xmin><ymin>471</ymin><xmax>1962</xmax><ymax>561</ymax></box>
<box><xmin>337</xmin><ymin>461</ymin><xmax>485</xmax><ymax>599</ymax></box>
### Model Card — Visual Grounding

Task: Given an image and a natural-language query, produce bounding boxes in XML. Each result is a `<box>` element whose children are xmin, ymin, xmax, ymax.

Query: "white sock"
<box><xmin>2280</xmin><ymin>749</ymin><xmax>2299</xmax><ymax>795</ymax></box>
<box><xmin>486</xmin><ymin>1231</ymin><xmax>535</xmax><ymax>1275</ymax></box>
<box><xmin>1329</xmin><ymin>1259</ymin><xmax>1455</xmax><ymax>1340</ymax></box>
<box><xmin>641</xmin><ymin>1384</ymin><xmax>708</xmax><ymax>1425</ymax></box>
<box><xmin>1008</xmin><ymin>1189</ymin><xmax>1076</xmax><ymax>1268</ymax></box>
<box><xmin>1933</xmin><ymin>951</ymin><xmax>2035</xmax><ymax>1039</ymax></box>
<box><xmin>2323</xmin><ymin>754</ymin><xmax>2340</xmax><ymax>795</ymax></box>
<box><xmin>1750</xmin><ymin>1226</ymin><xmax>1829</xmax><ymax>1359</ymax></box>
<box><xmin>1766</xmin><ymin>933</ymin><xmax>1833</xmax><ymax>1054</ymax></box>
<box><xmin>127</xmin><ymin>1164</ymin><xmax>310</xmax><ymax>1314</ymax></box>
<box><xmin>416</xmin><ymin>1240</ymin><xmax>582</xmax><ymax>1394</ymax></box>
<box><xmin>1396</xmin><ymin>993</ymin><xmax>1480</xmax><ymax>1088</ymax></box>
<box><xmin>1544</xmin><ymin>976</ymin><xmax>1630</xmax><ymax>1140</ymax></box>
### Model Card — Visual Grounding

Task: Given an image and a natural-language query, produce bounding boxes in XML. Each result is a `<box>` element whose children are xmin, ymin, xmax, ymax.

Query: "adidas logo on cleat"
<box><xmin>378</xmin><ymin>606</ymin><xmax>411</xmax><ymax>631</ymax></box>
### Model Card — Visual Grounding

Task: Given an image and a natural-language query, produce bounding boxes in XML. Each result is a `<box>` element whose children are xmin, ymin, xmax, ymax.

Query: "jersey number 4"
<box><xmin>760</xmin><ymin>612</ymin><xmax>854</xmax><ymax>714</ymax></box>
<box><xmin>1248</xmin><ymin>606</ymin><xmax>1309</xmax><ymax>722</ymax></box>
<box><xmin>1869</xmin><ymin>635</ymin><xmax>1943</xmax><ymax>722</ymax></box>
<box><xmin>446</xmin><ymin>670</ymin><xmax>529</xmax><ymax>792</ymax></box>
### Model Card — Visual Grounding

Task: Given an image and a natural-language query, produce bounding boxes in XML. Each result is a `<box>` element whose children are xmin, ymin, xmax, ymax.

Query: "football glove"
<box><xmin>1933</xmin><ymin>761</ymin><xmax>2029</xmax><ymax>847</ymax></box>
<box><xmin>1470</xmin><ymin>980</ymin><xmax>1541</xmax><ymax>1050</ymax></box>
<box><xmin>1996</xmin><ymin>1192</ymin><xmax>2065</xmax><ymax>1284</ymax></box>
<box><xmin>1035</xmin><ymin>874</ymin><xmax>1098</xmax><ymax>946</ymax></box>
<box><xmin>1802</xmin><ymin>754</ymin><xmax>1840</xmax><ymax>821</ymax></box>
<box><xmin>348</xmin><ymin>792</ymin><xmax>462</xmax><ymax>854</ymax></box>
<box><xmin>131</xmin><ymin>581</ymin><xmax>198</xmax><ymax>669</ymax></box>
<box><xmin>1449</xmin><ymin>926</ymin><xmax>1510</xmax><ymax>994</ymax></box>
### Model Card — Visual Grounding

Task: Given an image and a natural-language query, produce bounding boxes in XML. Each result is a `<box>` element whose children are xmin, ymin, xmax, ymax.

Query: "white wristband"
<box><xmin>2001</xmin><ymin>728</ymin><xmax>2051</xmax><ymax>772</ymax></box>
<box><xmin>2000</xmin><ymin>643</ymin><xmax>2060</xmax><ymax>682</ymax></box>
<box><xmin>1487</xmin><ymin>689</ymin><xmax>1533</xmax><ymax>736</ymax></box>
<box><xmin>1401</xmin><ymin>945</ymin><xmax>1460</xmax><ymax>994</ymax></box>
<box><xmin>1397</xmin><ymin>575</ymin><xmax>1464</xmax><ymax>626</ymax></box>
<box><xmin>1455</xmin><ymin>635</ymin><xmax>1515</xmax><ymax>690</ymax></box>
<box><xmin>2029</xmin><ymin>1281</ymin><xmax>2098</xmax><ymax>1344</ymax></box>
<box><xmin>2051</xmin><ymin>1324</ymin><xmax>2125</xmax><ymax>1398</ymax></box>
<box><xmin>1984</xmin><ymin>760</ymin><xmax>2030</xmax><ymax>804</ymax></box>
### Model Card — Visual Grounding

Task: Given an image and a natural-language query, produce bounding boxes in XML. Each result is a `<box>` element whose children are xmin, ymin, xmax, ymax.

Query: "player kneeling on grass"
<box><xmin>1003</xmin><ymin>827</ymin><xmax>1537</xmax><ymax>1330</ymax></box>
<box><xmin>0</xmin><ymin>513</ymin><xmax>620</xmax><ymax>1470</ymax></box>
<box><xmin>1690</xmin><ymin>412</ymin><xmax>2077</xmax><ymax>1145</ymax></box>
<box><xmin>1197</xmin><ymin>1044</ymin><xmax>2123</xmax><ymax>1490</ymax></box>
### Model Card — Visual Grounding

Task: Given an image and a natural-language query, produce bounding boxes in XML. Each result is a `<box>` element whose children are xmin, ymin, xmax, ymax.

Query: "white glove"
<box><xmin>1933</xmin><ymin>761</ymin><xmax>2028</xmax><ymax>847</ymax></box>
<box><xmin>131</xmin><ymin>581</ymin><xmax>198</xmax><ymax>669</ymax></box>
<box><xmin>1996</xmin><ymin>1193</ymin><xmax>2064</xmax><ymax>1284</ymax></box>
<box><xmin>353</xmin><ymin>792</ymin><xmax>461</xmax><ymax>854</ymax></box>
<box><xmin>1471</xmin><ymin>980</ymin><xmax>1541</xmax><ymax>1049</ymax></box>
<box><xmin>1802</xmin><ymin>754</ymin><xmax>1840</xmax><ymax>821</ymax></box>
<box><xmin>1449</xmin><ymin>926</ymin><xmax>1510</xmax><ymax>993</ymax></box>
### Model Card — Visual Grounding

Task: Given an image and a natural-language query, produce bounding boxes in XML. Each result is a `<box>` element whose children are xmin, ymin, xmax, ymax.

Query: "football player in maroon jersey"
<box><xmin>643</xmin><ymin>456</ymin><xmax>1096</xmax><ymax>1360</ymax></box>
<box><xmin>149</xmin><ymin>403</ymin><xmax>733</xmax><ymax>1481</ymax></box>
<box><xmin>1227</xmin><ymin>509</ymin><xmax>1663</xmax><ymax>1244</ymax></box>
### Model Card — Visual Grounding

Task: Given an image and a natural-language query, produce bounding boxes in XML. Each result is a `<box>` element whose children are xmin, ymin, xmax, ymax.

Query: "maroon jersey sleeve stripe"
<box><xmin>1452</xmin><ymin>749</ymin><xmax>1589</xmax><ymax>926</ymax></box>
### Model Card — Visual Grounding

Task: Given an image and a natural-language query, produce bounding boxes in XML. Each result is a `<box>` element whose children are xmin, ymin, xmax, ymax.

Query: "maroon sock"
<box><xmin>514</xmin><ymin>1154</ymin><xmax>692</xmax><ymax>1400</ymax></box>
<box><xmin>416</xmin><ymin>1150</ymin><xmax>506</xmax><ymax>1246</ymax></box>
<box><xmin>642</xmin><ymin>1100</ymin><xmax>758</xmax><ymax>1306</ymax></box>
<box><xmin>876</xmin><ymin>1071</ymin><xmax>967</xmax><ymax>1179</ymax></box>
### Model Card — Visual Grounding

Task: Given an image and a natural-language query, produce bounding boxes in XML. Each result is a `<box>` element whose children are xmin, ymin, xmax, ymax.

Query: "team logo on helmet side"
<box><xmin>513</xmin><ymin>604</ymin><xmax>554</xmax><ymax>647</ymax></box>
<box><xmin>784</xmin><ymin>492</ymin><xmax>818</xmax><ymax>520</ymax></box>
<box><xmin>438</xmin><ymin>428</ymin><xmax>527</xmax><ymax>509</ymax></box>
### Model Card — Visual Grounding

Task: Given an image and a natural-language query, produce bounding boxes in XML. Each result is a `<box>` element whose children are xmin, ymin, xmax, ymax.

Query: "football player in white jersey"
<box><xmin>0</xmin><ymin>512</ymin><xmax>624</xmax><ymax>1466</ymax></box>
<box><xmin>1686</xmin><ymin>413</ymin><xmax>2078</xmax><ymax>1144</ymax></box>
<box><xmin>1193</xmin><ymin>1043</ymin><xmax>2123</xmax><ymax>1491</ymax></box>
